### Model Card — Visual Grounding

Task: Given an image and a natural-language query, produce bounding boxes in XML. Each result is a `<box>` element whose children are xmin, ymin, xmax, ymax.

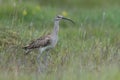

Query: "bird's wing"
<box><xmin>23</xmin><ymin>34</ymin><xmax>51</xmax><ymax>50</ymax></box>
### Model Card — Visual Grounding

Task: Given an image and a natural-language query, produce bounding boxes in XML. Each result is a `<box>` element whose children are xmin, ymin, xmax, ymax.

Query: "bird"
<box><xmin>22</xmin><ymin>15</ymin><xmax>75</xmax><ymax>61</ymax></box>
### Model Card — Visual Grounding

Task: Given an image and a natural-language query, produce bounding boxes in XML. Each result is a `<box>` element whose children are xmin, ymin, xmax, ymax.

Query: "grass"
<box><xmin>0</xmin><ymin>1</ymin><xmax>120</xmax><ymax>80</ymax></box>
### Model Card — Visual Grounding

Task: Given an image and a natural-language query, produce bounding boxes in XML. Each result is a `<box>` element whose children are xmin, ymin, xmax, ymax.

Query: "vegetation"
<box><xmin>0</xmin><ymin>0</ymin><xmax>120</xmax><ymax>80</ymax></box>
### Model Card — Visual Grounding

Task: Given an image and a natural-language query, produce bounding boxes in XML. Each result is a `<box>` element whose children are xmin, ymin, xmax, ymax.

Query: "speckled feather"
<box><xmin>23</xmin><ymin>34</ymin><xmax>51</xmax><ymax>50</ymax></box>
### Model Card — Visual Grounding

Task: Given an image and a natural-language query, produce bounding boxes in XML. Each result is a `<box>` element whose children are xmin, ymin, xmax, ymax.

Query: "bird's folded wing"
<box><xmin>23</xmin><ymin>35</ymin><xmax>51</xmax><ymax>49</ymax></box>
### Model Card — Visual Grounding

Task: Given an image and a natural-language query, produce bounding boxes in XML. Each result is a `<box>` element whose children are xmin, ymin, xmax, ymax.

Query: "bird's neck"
<box><xmin>52</xmin><ymin>20</ymin><xmax>60</xmax><ymax>36</ymax></box>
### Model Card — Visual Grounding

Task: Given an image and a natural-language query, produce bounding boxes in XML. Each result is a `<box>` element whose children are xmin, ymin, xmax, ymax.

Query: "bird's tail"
<box><xmin>22</xmin><ymin>46</ymin><xmax>26</xmax><ymax>50</ymax></box>
<box><xmin>22</xmin><ymin>46</ymin><xmax>31</xmax><ymax>55</ymax></box>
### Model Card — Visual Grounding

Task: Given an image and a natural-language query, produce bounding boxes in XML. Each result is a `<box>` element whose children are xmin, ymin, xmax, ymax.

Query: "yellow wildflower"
<box><xmin>62</xmin><ymin>11</ymin><xmax>68</xmax><ymax>16</ymax></box>
<box><xmin>22</xmin><ymin>9</ymin><xmax>27</xmax><ymax>16</ymax></box>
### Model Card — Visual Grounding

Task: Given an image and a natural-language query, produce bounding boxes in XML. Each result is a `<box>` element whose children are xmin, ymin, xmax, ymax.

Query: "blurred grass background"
<box><xmin>0</xmin><ymin>0</ymin><xmax>120</xmax><ymax>80</ymax></box>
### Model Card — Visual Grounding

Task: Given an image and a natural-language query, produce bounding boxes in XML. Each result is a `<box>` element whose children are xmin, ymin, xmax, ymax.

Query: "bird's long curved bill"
<box><xmin>62</xmin><ymin>17</ymin><xmax>75</xmax><ymax>24</ymax></box>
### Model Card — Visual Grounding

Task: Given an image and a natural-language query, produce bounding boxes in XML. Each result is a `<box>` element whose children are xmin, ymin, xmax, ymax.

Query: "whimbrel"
<box><xmin>23</xmin><ymin>15</ymin><xmax>74</xmax><ymax>61</ymax></box>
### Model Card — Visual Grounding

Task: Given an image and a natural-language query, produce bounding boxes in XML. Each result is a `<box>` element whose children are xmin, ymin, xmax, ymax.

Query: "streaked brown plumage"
<box><xmin>23</xmin><ymin>34</ymin><xmax>51</xmax><ymax>50</ymax></box>
<box><xmin>23</xmin><ymin>34</ymin><xmax>53</xmax><ymax>55</ymax></box>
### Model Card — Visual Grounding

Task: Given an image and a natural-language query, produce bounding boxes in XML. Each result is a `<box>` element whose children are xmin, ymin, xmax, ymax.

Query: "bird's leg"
<box><xmin>37</xmin><ymin>49</ymin><xmax>43</xmax><ymax>72</ymax></box>
<box><xmin>43</xmin><ymin>49</ymin><xmax>50</xmax><ymax>65</ymax></box>
<box><xmin>37</xmin><ymin>48</ymin><xmax>43</xmax><ymax>64</ymax></box>
<box><xmin>43</xmin><ymin>49</ymin><xmax>50</xmax><ymax>61</ymax></box>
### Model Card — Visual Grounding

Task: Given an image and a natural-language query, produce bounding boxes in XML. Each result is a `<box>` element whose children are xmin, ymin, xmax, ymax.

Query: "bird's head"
<box><xmin>55</xmin><ymin>15</ymin><xmax>75</xmax><ymax>24</ymax></box>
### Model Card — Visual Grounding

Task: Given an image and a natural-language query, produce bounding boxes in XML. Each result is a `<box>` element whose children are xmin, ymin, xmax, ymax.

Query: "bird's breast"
<box><xmin>51</xmin><ymin>36</ymin><xmax>58</xmax><ymax>47</ymax></box>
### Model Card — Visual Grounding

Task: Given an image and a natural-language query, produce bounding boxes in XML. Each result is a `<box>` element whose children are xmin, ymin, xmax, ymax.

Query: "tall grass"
<box><xmin>0</xmin><ymin>1</ymin><xmax>120</xmax><ymax>80</ymax></box>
